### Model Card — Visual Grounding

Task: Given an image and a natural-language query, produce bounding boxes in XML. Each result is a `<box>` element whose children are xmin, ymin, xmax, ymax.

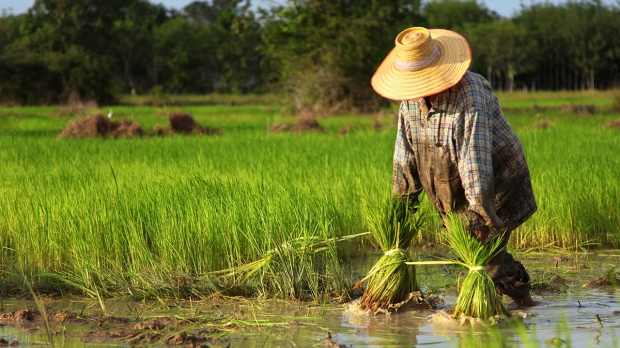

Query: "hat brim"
<box><xmin>371</xmin><ymin>29</ymin><xmax>472</xmax><ymax>101</ymax></box>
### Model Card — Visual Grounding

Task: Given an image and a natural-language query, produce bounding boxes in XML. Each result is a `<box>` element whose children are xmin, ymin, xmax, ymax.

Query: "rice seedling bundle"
<box><xmin>442</xmin><ymin>213</ymin><xmax>509</xmax><ymax>319</ymax></box>
<box><xmin>355</xmin><ymin>196</ymin><xmax>423</xmax><ymax>313</ymax></box>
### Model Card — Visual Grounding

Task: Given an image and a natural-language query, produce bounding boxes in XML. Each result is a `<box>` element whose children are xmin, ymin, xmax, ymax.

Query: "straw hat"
<box><xmin>371</xmin><ymin>27</ymin><xmax>472</xmax><ymax>101</ymax></box>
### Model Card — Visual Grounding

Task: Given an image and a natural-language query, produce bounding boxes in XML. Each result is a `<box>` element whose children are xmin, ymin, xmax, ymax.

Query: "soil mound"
<box><xmin>533</xmin><ymin>120</ymin><xmax>550</xmax><ymax>129</ymax></box>
<box><xmin>269</xmin><ymin>118</ymin><xmax>325</xmax><ymax>133</ymax></box>
<box><xmin>292</xmin><ymin>118</ymin><xmax>324</xmax><ymax>133</ymax></box>
<box><xmin>372</xmin><ymin>118</ymin><xmax>383</xmax><ymax>132</ymax></box>
<box><xmin>268</xmin><ymin>123</ymin><xmax>292</xmax><ymax>133</ymax></box>
<box><xmin>168</xmin><ymin>111</ymin><xmax>221</xmax><ymax>135</ymax></box>
<box><xmin>559</xmin><ymin>103</ymin><xmax>596</xmax><ymax>115</ymax></box>
<box><xmin>586</xmin><ymin>268</ymin><xmax>620</xmax><ymax>287</ymax></box>
<box><xmin>336</xmin><ymin>125</ymin><xmax>354</xmax><ymax>136</ymax></box>
<box><xmin>112</xmin><ymin>119</ymin><xmax>144</xmax><ymax>137</ymax></box>
<box><xmin>606</xmin><ymin>119</ymin><xmax>620</xmax><ymax>129</ymax></box>
<box><xmin>60</xmin><ymin>113</ymin><xmax>143</xmax><ymax>138</ymax></box>
<box><xmin>0</xmin><ymin>308</ymin><xmax>217</xmax><ymax>347</ymax></box>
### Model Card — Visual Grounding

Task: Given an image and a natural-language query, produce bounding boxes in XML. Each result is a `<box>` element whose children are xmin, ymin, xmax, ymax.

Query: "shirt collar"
<box><xmin>416</xmin><ymin>88</ymin><xmax>452</xmax><ymax>113</ymax></box>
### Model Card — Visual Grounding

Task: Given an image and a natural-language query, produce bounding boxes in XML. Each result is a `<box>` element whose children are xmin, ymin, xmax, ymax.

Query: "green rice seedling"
<box><xmin>355</xmin><ymin>195</ymin><xmax>423</xmax><ymax>313</ymax></box>
<box><xmin>442</xmin><ymin>213</ymin><xmax>509</xmax><ymax>319</ymax></box>
<box><xmin>2</xmin><ymin>105</ymin><xmax>620</xmax><ymax>299</ymax></box>
<box><xmin>212</xmin><ymin>233</ymin><xmax>369</xmax><ymax>284</ymax></box>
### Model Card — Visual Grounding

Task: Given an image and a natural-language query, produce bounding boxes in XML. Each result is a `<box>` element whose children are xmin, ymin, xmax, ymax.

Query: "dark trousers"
<box><xmin>485</xmin><ymin>230</ymin><xmax>531</xmax><ymax>300</ymax></box>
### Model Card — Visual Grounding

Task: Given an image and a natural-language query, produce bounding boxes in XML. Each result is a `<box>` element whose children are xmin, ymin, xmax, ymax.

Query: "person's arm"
<box><xmin>392</xmin><ymin>102</ymin><xmax>423</xmax><ymax>208</ymax></box>
<box><xmin>457</xmin><ymin>106</ymin><xmax>504</xmax><ymax>236</ymax></box>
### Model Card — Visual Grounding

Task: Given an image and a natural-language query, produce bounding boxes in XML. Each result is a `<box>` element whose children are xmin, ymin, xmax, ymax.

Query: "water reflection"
<box><xmin>1</xmin><ymin>251</ymin><xmax>619</xmax><ymax>347</ymax></box>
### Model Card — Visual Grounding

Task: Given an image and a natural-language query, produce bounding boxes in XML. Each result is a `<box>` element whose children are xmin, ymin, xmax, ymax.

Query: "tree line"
<box><xmin>0</xmin><ymin>0</ymin><xmax>618</xmax><ymax>112</ymax></box>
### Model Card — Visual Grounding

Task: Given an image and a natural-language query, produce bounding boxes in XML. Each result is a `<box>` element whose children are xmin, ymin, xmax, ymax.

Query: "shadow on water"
<box><xmin>1</xmin><ymin>250</ymin><xmax>619</xmax><ymax>347</ymax></box>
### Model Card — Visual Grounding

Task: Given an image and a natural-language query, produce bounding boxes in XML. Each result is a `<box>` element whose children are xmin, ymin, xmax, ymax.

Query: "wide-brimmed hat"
<box><xmin>371</xmin><ymin>27</ymin><xmax>472</xmax><ymax>101</ymax></box>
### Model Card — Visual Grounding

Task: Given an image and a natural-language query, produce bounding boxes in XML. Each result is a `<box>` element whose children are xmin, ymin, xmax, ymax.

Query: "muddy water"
<box><xmin>1</xmin><ymin>250</ymin><xmax>619</xmax><ymax>347</ymax></box>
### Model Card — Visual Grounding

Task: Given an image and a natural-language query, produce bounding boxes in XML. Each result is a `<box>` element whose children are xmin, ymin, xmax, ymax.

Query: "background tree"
<box><xmin>112</xmin><ymin>1</ymin><xmax>171</xmax><ymax>95</ymax></box>
<box><xmin>423</xmin><ymin>0</ymin><xmax>498</xmax><ymax>33</ymax></box>
<box><xmin>1</xmin><ymin>0</ymin><xmax>619</xmax><ymax>106</ymax></box>
<box><xmin>562</xmin><ymin>0</ymin><xmax>606</xmax><ymax>90</ymax></box>
<box><xmin>261</xmin><ymin>0</ymin><xmax>424</xmax><ymax>114</ymax></box>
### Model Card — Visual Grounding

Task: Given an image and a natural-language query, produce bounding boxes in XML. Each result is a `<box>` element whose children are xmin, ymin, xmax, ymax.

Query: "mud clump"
<box><xmin>0</xmin><ymin>337</ymin><xmax>18</xmax><ymax>346</ymax></box>
<box><xmin>292</xmin><ymin>118</ymin><xmax>324</xmax><ymax>133</ymax></box>
<box><xmin>533</xmin><ymin>120</ymin><xmax>550</xmax><ymax>129</ymax></box>
<box><xmin>0</xmin><ymin>309</ymin><xmax>78</xmax><ymax>323</ymax></box>
<box><xmin>336</xmin><ymin>125</ymin><xmax>354</xmax><ymax>136</ymax></box>
<box><xmin>269</xmin><ymin>118</ymin><xmax>325</xmax><ymax>134</ymax></box>
<box><xmin>372</xmin><ymin>118</ymin><xmax>383</xmax><ymax>132</ymax></box>
<box><xmin>531</xmin><ymin>274</ymin><xmax>569</xmax><ymax>293</ymax></box>
<box><xmin>549</xmin><ymin>275</ymin><xmax>570</xmax><ymax>284</ymax></box>
<box><xmin>60</xmin><ymin>111</ymin><xmax>221</xmax><ymax>139</ymax></box>
<box><xmin>551</xmin><ymin>255</ymin><xmax>569</xmax><ymax>263</ymax></box>
<box><xmin>268</xmin><ymin>123</ymin><xmax>292</xmax><ymax>133</ymax></box>
<box><xmin>133</xmin><ymin>318</ymin><xmax>169</xmax><ymax>330</ymax></box>
<box><xmin>586</xmin><ymin>267</ymin><xmax>620</xmax><ymax>287</ymax></box>
<box><xmin>60</xmin><ymin>113</ymin><xmax>144</xmax><ymax>139</ymax></box>
<box><xmin>345</xmin><ymin>292</ymin><xmax>441</xmax><ymax>315</ymax></box>
<box><xmin>1</xmin><ymin>308</ymin><xmax>218</xmax><ymax>347</ymax></box>
<box><xmin>560</xmin><ymin>103</ymin><xmax>596</xmax><ymax>115</ymax></box>
<box><xmin>168</xmin><ymin>111</ymin><xmax>221</xmax><ymax>135</ymax></box>
<box><xmin>568</xmin><ymin>264</ymin><xmax>590</xmax><ymax>271</ymax></box>
<box><xmin>112</xmin><ymin>119</ymin><xmax>144</xmax><ymax>138</ymax></box>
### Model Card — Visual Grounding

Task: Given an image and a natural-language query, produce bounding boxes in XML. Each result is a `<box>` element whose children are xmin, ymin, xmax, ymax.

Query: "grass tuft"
<box><xmin>355</xmin><ymin>195</ymin><xmax>422</xmax><ymax>313</ymax></box>
<box><xmin>442</xmin><ymin>213</ymin><xmax>509</xmax><ymax>319</ymax></box>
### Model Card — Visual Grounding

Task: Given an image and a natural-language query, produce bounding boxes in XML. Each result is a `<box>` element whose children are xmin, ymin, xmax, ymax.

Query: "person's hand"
<box><xmin>472</xmin><ymin>228</ymin><xmax>490</xmax><ymax>243</ymax></box>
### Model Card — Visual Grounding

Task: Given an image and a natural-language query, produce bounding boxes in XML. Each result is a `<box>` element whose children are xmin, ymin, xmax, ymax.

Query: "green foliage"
<box><xmin>2</xmin><ymin>0</ymin><xmax>620</xmax><ymax>105</ymax></box>
<box><xmin>0</xmin><ymin>102</ymin><xmax>619</xmax><ymax>299</ymax></box>
<box><xmin>442</xmin><ymin>213</ymin><xmax>509</xmax><ymax>319</ymax></box>
<box><xmin>423</xmin><ymin>0</ymin><xmax>498</xmax><ymax>33</ymax></box>
<box><xmin>260</xmin><ymin>0</ymin><xmax>423</xmax><ymax>114</ymax></box>
<box><xmin>364</xmin><ymin>195</ymin><xmax>421</xmax><ymax>251</ymax></box>
<box><xmin>356</xmin><ymin>195</ymin><xmax>423</xmax><ymax>312</ymax></box>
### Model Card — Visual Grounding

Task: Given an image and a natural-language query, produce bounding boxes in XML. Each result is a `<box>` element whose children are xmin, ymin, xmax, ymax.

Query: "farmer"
<box><xmin>371</xmin><ymin>27</ymin><xmax>537</xmax><ymax>307</ymax></box>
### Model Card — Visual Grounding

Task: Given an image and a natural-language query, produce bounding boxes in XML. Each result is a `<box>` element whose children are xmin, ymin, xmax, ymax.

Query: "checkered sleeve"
<box><xmin>457</xmin><ymin>106</ymin><xmax>504</xmax><ymax>231</ymax></box>
<box><xmin>392</xmin><ymin>102</ymin><xmax>424</xmax><ymax>206</ymax></box>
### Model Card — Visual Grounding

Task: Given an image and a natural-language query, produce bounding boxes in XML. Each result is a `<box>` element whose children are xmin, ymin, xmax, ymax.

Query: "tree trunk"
<box><xmin>487</xmin><ymin>65</ymin><xmax>492</xmax><ymax>88</ymax></box>
<box><xmin>555</xmin><ymin>51</ymin><xmax>559</xmax><ymax>91</ymax></box>
<box><xmin>574</xmin><ymin>69</ymin><xmax>578</xmax><ymax>91</ymax></box>
<box><xmin>129</xmin><ymin>76</ymin><xmax>137</xmax><ymax>96</ymax></box>
<box><xmin>505</xmin><ymin>74</ymin><xmax>513</xmax><ymax>93</ymax></box>
<box><xmin>561</xmin><ymin>57</ymin><xmax>566</xmax><ymax>90</ymax></box>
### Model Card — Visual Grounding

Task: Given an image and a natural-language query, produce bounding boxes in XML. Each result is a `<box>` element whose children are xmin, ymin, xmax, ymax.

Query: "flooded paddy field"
<box><xmin>1</xmin><ymin>250</ymin><xmax>618</xmax><ymax>347</ymax></box>
<box><xmin>1</xmin><ymin>105</ymin><xmax>619</xmax><ymax>347</ymax></box>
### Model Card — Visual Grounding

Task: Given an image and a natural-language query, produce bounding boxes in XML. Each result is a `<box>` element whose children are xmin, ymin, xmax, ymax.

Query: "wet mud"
<box><xmin>0</xmin><ymin>308</ymin><xmax>223</xmax><ymax>347</ymax></box>
<box><xmin>1</xmin><ymin>250</ymin><xmax>619</xmax><ymax>347</ymax></box>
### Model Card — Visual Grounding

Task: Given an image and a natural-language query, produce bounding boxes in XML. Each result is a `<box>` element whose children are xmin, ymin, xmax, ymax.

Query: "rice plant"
<box><xmin>442</xmin><ymin>213</ymin><xmax>509</xmax><ymax>319</ymax></box>
<box><xmin>1</xmin><ymin>104</ymin><xmax>620</xmax><ymax>300</ymax></box>
<box><xmin>355</xmin><ymin>195</ymin><xmax>423</xmax><ymax>313</ymax></box>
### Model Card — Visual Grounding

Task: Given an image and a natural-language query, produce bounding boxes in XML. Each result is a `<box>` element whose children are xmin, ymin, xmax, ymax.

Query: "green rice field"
<box><xmin>1</xmin><ymin>92</ymin><xmax>619</xmax><ymax>301</ymax></box>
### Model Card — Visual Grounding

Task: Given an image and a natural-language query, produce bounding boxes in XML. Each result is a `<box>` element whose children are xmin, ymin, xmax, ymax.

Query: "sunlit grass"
<box><xmin>0</xmin><ymin>101</ymin><xmax>619</xmax><ymax>299</ymax></box>
<box><xmin>496</xmin><ymin>89</ymin><xmax>616</xmax><ymax>108</ymax></box>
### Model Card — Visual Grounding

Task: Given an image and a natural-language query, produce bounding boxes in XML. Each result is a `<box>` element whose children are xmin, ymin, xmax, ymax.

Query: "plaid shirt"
<box><xmin>392</xmin><ymin>71</ymin><xmax>537</xmax><ymax>232</ymax></box>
